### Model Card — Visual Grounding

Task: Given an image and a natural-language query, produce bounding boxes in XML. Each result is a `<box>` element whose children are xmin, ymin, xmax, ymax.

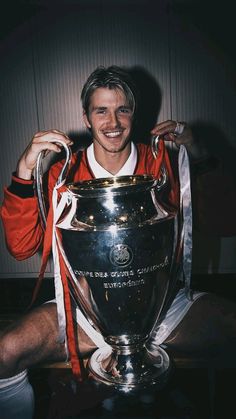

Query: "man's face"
<box><xmin>83</xmin><ymin>87</ymin><xmax>134</xmax><ymax>154</ymax></box>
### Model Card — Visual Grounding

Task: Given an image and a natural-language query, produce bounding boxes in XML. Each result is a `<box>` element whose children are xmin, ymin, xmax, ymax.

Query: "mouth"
<box><xmin>103</xmin><ymin>130</ymin><xmax>124</xmax><ymax>138</ymax></box>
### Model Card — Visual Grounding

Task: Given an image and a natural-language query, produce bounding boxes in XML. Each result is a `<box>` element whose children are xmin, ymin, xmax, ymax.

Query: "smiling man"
<box><xmin>1</xmin><ymin>66</ymin><xmax>236</xmax><ymax>419</ymax></box>
<box><xmin>83</xmin><ymin>87</ymin><xmax>133</xmax><ymax>173</ymax></box>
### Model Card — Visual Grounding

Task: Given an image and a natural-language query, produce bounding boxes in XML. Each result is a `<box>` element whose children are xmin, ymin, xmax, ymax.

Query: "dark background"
<box><xmin>1</xmin><ymin>0</ymin><xmax>236</xmax><ymax>67</ymax></box>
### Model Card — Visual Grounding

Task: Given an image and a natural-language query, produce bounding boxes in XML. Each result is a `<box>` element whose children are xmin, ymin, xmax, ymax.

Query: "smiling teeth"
<box><xmin>105</xmin><ymin>131</ymin><xmax>122</xmax><ymax>137</ymax></box>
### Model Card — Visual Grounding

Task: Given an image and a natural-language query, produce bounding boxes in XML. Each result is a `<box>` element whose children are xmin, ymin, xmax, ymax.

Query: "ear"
<box><xmin>83</xmin><ymin>111</ymin><xmax>91</xmax><ymax>129</ymax></box>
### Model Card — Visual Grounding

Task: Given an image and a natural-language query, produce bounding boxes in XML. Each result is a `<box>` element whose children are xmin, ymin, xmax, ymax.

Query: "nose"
<box><xmin>108</xmin><ymin>111</ymin><xmax>120</xmax><ymax>128</ymax></box>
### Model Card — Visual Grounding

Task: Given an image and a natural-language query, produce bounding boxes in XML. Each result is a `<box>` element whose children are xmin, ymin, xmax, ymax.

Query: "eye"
<box><xmin>94</xmin><ymin>107</ymin><xmax>107</xmax><ymax>115</ymax></box>
<box><xmin>96</xmin><ymin>109</ymin><xmax>106</xmax><ymax>114</ymax></box>
<box><xmin>119</xmin><ymin>107</ymin><xmax>132</xmax><ymax>114</ymax></box>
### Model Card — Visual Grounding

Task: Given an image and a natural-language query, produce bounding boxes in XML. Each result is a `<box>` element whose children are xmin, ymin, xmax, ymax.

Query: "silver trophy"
<box><xmin>36</xmin><ymin>143</ymin><xmax>179</xmax><ymax>391</ymax></box>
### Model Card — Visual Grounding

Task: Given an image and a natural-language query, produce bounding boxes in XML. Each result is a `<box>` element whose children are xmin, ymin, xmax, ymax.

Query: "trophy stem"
<box><xmin>88</xmin><ymin>340</ymin><xmax>171</xmax><ymax>392</ymax></box>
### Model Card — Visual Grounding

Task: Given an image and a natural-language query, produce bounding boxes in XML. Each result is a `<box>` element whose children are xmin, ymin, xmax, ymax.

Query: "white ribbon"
<box><xmin>51</xmin><ymin>184</ymin><xmax>68</xmax><ymax>343</ymax></box>
<box><xmin>178</xmin><ymin>145</ymin><xmax>193</xmax><ymax>299</ymax></box>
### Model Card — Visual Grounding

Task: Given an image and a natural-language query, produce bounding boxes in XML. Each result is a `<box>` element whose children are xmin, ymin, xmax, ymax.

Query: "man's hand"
<box><xmin>151</xmin><ymin>119</ymin><xmax>206</xmax><ymax>160</ymax></box>
<box><xmin>151</xmin><ymin>119</ymin><xmax>193</xmax><ymax>145</ymax></box>
<box><xmin>16</xmin><ymin>129</ymin><xmax>73</xmax><ymax>180</ymax></box>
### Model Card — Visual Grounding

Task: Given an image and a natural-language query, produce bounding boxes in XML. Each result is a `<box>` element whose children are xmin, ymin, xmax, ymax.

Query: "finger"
<box><xmin>33</xmin><ymin>130</ymin><xmax>73</xmax><ymax>145</ymax></box>
<box><xmin>153</xmin><ymin>120</ymin><xmax>173</xmax><ymax>130</ymax></box>
<box><xmin>34</xmin><ymin>129</ymin><xmax>68</xmax><ymax>137</ymax></box>
<box><xmin>151</xmin><ymin>120</ymin><xmax>177</xmax><ymax>136</ymax></box>
<box><xmin>30</xmin><ymin>141</ymin><xmax>63</xmax><ymax>154</ymax></box>
<box><xmin>46</xmin><ymin>137</ymin><xmax>73</xmax><ymax>149</ymax></box>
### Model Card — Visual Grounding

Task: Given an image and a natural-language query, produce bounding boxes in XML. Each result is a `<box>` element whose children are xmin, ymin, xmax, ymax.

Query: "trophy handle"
<box><xmin>151</xmin><ymin>135</ymin><xmax>168</xmax><ymax>190</ymax></box>
<box><xmin>151</xmin><ymin>134</ymin><xmax>160</xmax><ymax>160</ymax></box>
<box><xmin>35</xmin><ymin>139</ymin><xmax>72</xmax><ymax>229</ymax></box>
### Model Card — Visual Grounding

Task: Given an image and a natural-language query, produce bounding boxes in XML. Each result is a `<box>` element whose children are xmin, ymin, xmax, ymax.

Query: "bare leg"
<box><xmin>0</xmin><ymin>303</ymin><xmax>66</xmax><ymax>378</ymax></box>
<box><xmin>0</xmin><ymin>302</ymin><xmax>96</xmax><ymax>379</ymax></box>
<box><xmin>164</xmin><ymin>293</ymin><xmax>236</xmax><ymax>365</ymax></box>
<box><xmin>0</xmin><ymin>301</ymin><xmax>98</xmax><ymax>419</ymax></box>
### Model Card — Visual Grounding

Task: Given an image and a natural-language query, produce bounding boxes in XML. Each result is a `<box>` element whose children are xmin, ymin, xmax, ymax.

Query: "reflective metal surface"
<box><xmin>56</xmin><ymin>174</ymin><xmax>177</xmax><ymax>390</ymax></box>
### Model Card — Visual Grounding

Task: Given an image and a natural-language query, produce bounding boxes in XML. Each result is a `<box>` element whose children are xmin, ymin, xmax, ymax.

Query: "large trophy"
<box><xmin>36</xmin><ymin>143</ymin><xmax>179</xmax><ymax>391</ymax></box>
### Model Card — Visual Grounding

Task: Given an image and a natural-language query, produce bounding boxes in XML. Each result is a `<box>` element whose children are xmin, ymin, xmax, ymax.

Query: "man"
<box><xmin>0</xmin><ymin>66</ymin><xmax>236</xmax><ymax>419</ymax></box>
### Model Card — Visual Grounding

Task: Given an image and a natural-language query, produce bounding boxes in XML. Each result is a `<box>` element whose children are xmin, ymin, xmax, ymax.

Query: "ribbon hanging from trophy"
<box><xmin>178</xmin><ymin>145</ymin><xmax>193</xmax><ymax>300</ymax></box>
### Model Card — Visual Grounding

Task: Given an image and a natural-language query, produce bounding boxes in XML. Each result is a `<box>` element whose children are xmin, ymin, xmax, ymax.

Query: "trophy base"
<box><xmin>88</xmin><ymin>345</ymin><xmax>170</xmax><ymax>392</ymax></box>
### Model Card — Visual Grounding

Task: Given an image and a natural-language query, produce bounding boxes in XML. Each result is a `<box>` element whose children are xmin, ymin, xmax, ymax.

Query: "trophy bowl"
<box><xmin>56</xmin><ymin>174</ymin><xmax>178</xmax><ymax>391</ymax></box>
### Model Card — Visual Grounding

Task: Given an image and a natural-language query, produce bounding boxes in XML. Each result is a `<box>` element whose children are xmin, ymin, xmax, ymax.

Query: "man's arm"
<box><xmin>0</xmin><ymin>129</ymin><xmax>73</xmax><ymax>260</ymax></box>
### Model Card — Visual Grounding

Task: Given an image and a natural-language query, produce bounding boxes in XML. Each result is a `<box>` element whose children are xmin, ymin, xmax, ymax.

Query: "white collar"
<box><xmin>86</xmin><ymin>142</ymin><xmax>137</xmax><ymax>178</ymax></box>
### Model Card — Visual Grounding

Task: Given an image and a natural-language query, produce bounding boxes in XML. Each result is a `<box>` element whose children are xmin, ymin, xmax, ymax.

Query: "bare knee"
<box><xmin>0</xmin><ymin>304</ymin><xmax>67</xmax><ymax>378</ymax></box>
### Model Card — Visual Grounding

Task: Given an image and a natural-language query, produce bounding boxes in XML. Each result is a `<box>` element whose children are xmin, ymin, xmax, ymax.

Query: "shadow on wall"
<box><xmin>128</xmin><ymin>65</ymin><xmax>162</xmax><ymax>144</ymax></box>
<box><xmin>191</xmin><ymin>122</ymin><xmax>236</xmax><ymax>273</ymax></box>
<box><xmin>191</xmin><ymin>121</ymin><xmax>236</xmax><ymax>236</ymax></box>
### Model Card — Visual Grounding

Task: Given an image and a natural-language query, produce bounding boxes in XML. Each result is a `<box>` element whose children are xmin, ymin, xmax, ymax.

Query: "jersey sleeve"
<box><xmin>0</xmin><ymin>153</ymin><xmax>79</xmax><ymax>261</ymax></box>
<box><xmin>0</xmin><ymin>178</ymin><xmax>44</xmax><ymax>260</ymax></box>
